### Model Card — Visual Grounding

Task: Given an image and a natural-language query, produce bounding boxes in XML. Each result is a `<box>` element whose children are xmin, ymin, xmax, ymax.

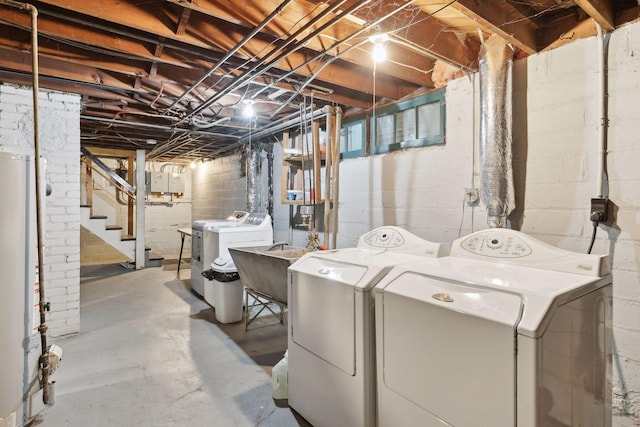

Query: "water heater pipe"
<box><xmin>0</xmin><ymin>0</ymin><xmax>51</xmax><ymax>405</ymax></box>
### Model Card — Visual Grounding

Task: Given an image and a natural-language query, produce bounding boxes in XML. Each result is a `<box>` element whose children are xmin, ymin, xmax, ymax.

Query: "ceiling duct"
<box><xmin>478</xmin><ymin>34</ymin><xmax>515</xmax><ymax>228</ymax></box>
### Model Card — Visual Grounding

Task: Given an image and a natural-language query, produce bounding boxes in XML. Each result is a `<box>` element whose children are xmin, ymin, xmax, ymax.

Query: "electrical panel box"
<box><xmin>147</xmin><ymin>171</ymin><xmax>169</xmax><ymax>193</ymax></box>
<box><xmin>168</xmin><ymin>173</ymin><xmax>186</xmax><ymax>194</ymax></box>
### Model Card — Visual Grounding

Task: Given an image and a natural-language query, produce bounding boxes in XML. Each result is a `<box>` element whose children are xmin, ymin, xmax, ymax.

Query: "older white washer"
<box><xmin>190</xmin><ymin>211</ymin><xmax>248</xmax><ymax>296</ymax></box>
<box><xmin>287</xmin><ymin>226</ymin><xmax>448</xmax><ymax>427</ymax></box>
<box><xmin>374</xmin><ymin>228</ymin><xmax>612</xmax><ymax>427</ymax></box>
<box><xmin>201</xmin><ymin>213</ymin><xmax>273</xmax><ymax>305</ymax></box>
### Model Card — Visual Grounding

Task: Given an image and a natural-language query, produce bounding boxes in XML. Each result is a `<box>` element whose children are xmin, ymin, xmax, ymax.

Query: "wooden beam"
<box><xmin>35</xmin><ymin>0</ymin><xmax>417</xmax><ymax>99</ymax></box>
<box><xmin>176</xmin><ymin>7</ymin><xmax>192</xmax><ymax>35</ymax></box>
<box><xmin>574</xmin><ymin>0</ymin><xmax>615</xmax><ymax>31</ymax></box>
<box><xmin>84</xmin><ymin>147</ymin><xmax>137</xmax><ymax>158</ymax></box>
<box><xmin>449</xmin><ymin>0</ymin><xmax>539</xmax><ymax>54</ymax></box>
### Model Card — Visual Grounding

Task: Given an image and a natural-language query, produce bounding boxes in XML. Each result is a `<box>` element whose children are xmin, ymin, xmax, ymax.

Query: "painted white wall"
<box><xmin>191</xmin><ymin>153</ymin><xmax>251</xmax><ymax>220</ymax></box>
<box><xmin>0</xmin><ymin>84</ymin><xmax>81</xmax><ymax>337</ymax></box>
<box><xmin>193</xmin><ymin>22</ymin><xmax>640</xmax><ymax>417</ymax></box>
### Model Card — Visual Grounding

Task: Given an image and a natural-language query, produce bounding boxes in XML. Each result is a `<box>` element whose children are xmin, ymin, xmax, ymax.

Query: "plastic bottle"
<box><xmin>272</xmin><ymin>350</ymin><xmax>288</xmax><ymax>399</ymax></box>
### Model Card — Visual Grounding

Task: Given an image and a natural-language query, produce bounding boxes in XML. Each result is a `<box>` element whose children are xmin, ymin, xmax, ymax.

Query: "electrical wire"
<box><xmin>587</xmin><ymin>223</ymin><xmax>598</xmax><ymax>254</ymax></box>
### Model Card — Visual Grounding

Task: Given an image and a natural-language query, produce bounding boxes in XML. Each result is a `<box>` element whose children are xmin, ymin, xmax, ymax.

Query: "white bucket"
<box><xmin>272</xmin><ymin>350</ymin><xmax>288</xmax><ymax>399</ymax></box>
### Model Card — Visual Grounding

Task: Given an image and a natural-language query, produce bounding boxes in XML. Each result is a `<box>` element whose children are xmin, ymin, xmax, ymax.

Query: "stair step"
<box><xmin>145</xmin><ymin>252</ymin><xmax>164</xmax><ymax>268</ymax></box>
<box><xmin>80</xmin><ymin>204</ymin><xmax>91</xmax><ymax>208</ymax></box>
<box><xmin>90</xmin><ymin>215</ymin><xmax>108</xmax><ymax>220</ymax></box>
<box><xmin>121</xmin><ymin>235</ymin><xmax>136</xmax><ymax>241</ymax></box>
<box><xmin>106</xmin><ymin>225</ymin><xmax>123</xmax><ymax>231</ymax></box>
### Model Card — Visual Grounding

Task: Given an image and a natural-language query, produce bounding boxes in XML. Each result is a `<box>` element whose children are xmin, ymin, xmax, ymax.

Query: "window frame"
<box><xmin>370</xmin><ymin>90</ymin><xmax>445</xmax><ymax>155</ymax></box>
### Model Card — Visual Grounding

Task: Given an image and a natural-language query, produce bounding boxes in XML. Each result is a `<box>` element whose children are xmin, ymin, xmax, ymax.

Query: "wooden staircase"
<box><xmin>80</xmin><ymin>205</ymin><xmax>163</xmax><ymax>267</ymax></box>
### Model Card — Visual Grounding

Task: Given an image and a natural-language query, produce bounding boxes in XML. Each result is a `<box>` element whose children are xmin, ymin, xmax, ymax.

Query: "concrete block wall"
<box><xmin>191</xmin><ymin>153</ymin><xmax>248</xmax><ymax>221</ymax></box>
<box><xmin>191</xmin><ymin>22</ymin><xmax>640</xmax><ymax>417</ymax></box>
<box><xmin>0</xmin><ymin>84</ymin><xmax>81</xmax><ymax>337</ymax></box>
<box><xmin>84</xmin><ymin>160</ymin><xmax>193</xmax><ymax>259</ymax></box>
<box><xmin>514</xmin><ymin>26</ymin><xmax>639</xmax><ymax>416</ymax></box>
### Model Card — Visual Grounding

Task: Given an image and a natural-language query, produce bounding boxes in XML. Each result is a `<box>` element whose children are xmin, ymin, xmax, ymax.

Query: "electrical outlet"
<box><xmin>590</xmin><ymin>197</ymin><xmax>609</xmax><ymax>224</ymax></box>
<box><xmin>464</xmin><ymin>188</ymin><xmax>480</xmax><ymax>206</ymax></box>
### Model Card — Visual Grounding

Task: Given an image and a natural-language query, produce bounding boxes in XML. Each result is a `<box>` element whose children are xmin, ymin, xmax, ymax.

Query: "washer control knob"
<box><xmin>486</xmin><ymin>238</ymin><xmax>504</xmax><ymax>249</ymax></box>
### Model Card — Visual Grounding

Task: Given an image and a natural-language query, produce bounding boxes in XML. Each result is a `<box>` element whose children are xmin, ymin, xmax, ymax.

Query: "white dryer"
<box><xmin>190</xmin><ymin>211</ymin><xmax>248</xmax><ymax>296</ymax></box>
<box><xmin>287</xmin><ymin>226</ymin><xmax>448</xmax><ymax>427</ymax></box>
<box><xmin>201</xmin><ymin>213</ymin><xmax>273</xmax><ymax>303</ymax></box>
<box><xmin>374</xmin><ymin>228</ymin><xmax>612</xmax><ymax>427</ymax></box>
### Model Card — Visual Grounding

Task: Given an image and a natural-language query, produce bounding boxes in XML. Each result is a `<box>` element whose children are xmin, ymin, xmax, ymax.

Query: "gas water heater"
<box><xmin>0</xmin><ymin>151</ymin><xmax>47</xmax><ymax>427</ymax></box>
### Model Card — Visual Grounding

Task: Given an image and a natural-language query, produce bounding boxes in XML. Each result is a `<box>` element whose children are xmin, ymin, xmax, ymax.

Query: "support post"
<box><xmin>135</xmin><ymin>149</ymin><xmax>145</xmax><ymax>269</ymax></box>
<box><xmin>127</xmin><ymin>156</ymin><xmax>134</xmax><ymax>236</ymax></box>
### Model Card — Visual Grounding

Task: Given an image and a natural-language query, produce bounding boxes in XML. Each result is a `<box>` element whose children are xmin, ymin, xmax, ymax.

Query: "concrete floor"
<box><xmin>31</xmin><ymin>259</ymin><xmax>639</xmax><ymax>427</ymax></box>
<box><xmin>36</xmin><ymin>263</ymin><xmax>308</xmax><ymax>427</ymax></box>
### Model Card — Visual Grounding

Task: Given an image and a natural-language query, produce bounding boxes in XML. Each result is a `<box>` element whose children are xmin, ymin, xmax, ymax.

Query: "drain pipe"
<box><xmin>324</xmin><ymin>106</ymin><xmax>333</xmax><ymax>248</ymax></box>
<box><xmin>331</xmin><ymin>107</ymin><xmax>342</xmax><ymax>249</ymax></box>
<box><xmin>588</xmin><ymin>23</ymin><xmax>610</xmax><ymax>254</ymax></box>
<box><xmin>596</xmin><ymin>23</ymin><xmax>609</xmax><ymax>199</ymax></box>
<box><xmin>1</xmin><ymin>0</ymin><xmax>51</xmax><ymax>405</ymax></box>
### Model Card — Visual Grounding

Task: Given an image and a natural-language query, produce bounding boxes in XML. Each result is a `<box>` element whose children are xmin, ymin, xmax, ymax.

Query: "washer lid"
<box><xmin>383</xmin><ymin>271</ymin><xmax>523</xmax><ymax>326</ymax></box>
<box><xmin>289</xmin><ymin>248</ymin><xmax>438</xmax><ymax>291</ymax></box>
<box><xmin>379</xmin><ymin>271</ymin><xmax>522</xmax><ymax>426</ymax></box>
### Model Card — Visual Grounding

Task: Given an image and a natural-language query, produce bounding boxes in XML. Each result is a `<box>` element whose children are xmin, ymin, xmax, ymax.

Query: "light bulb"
<box><xmin>372</xmin><ymin>42</ymin><xmax>387</xmax><ymax>63</ymax></box>
<box><xmin>369</xmin><ymin>33</ymin><xmax>389</xmax><ymax>63</ymax></box>
<box><xmin>242</xmin><ymin>102</ymin><xmax>255</xmax><ymax>118</ymax></box>
<box><xmin>189</xmin><ymin>161</ymin><xmax>196</xmax><ymax>169</ymax></box>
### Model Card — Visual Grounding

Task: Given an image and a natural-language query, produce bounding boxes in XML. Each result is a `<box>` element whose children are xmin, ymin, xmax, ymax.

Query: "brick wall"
<box><xmin>0</xmin><ymin>84</ymin><xmax>81</xmax><ymax>337</ymax></box>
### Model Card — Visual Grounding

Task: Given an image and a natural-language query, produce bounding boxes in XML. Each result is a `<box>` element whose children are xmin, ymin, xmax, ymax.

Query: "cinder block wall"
<box><xmin>191</xmin><ymin>23</ymin><xmax>640</xmax><ymax>416</ymax></box>
<box><xmin>191</xmin><ymin>153</ymin><xmax>247</xmax><ymax>221</ymax></box>
<box><xmin>0</xmin><ymin>84</ymin><xmax>81</xmax><ymax>337</ymax></box>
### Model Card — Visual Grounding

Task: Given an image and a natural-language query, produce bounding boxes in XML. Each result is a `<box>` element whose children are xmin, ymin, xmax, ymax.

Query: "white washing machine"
<box><xmin>374</xmin><ymin>228</ymin><xmax>612</xmax><ymax>427</ymax></box>
<box><xmin>287</xmin><ymin>226</ymin><xmax>448</xmax><ymax>427</ymax></box>
<box><xmin>190</xmin><ymin>211</ymin><xmax>248</xmax><ymax>296</ymax></box>
<box><xmin>201</xmin><ymin>212</ymin><xmax>273</xmax><ymax>303</ymax></box>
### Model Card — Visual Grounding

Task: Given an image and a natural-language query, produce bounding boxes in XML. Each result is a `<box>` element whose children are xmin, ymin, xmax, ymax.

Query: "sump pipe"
<box><xmin>0</xmin><ymin>0</ymin><xmax>50</xmax><ymax>405</ymax></box>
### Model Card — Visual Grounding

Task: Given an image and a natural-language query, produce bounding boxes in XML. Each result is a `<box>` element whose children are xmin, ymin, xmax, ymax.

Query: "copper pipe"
<box><xmin>0</xmin><ymin>0</ymin><xmax>50</xmax><ymax>405</ymax></box>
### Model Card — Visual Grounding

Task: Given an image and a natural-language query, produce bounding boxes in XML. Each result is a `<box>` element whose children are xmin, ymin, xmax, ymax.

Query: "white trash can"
<box><xmin>210</xmin><ymin>257</ymin><xmax>244</xmax><ymax>324</ymax></box>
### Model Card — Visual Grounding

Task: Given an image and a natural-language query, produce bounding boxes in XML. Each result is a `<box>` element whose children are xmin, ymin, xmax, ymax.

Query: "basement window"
<box><xmin>340</xmin><ymin>118</ymin><xmax>366</xmax><ymax>159</ymax></box>
<box><xmin>371</xmin><ymin>90</ymin><xmax>445</xmax><ymax>155</ymax></box>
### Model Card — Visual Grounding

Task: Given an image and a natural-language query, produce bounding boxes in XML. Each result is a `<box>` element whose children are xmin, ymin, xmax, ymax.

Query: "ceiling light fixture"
<box><xmin>242</xmin><ymin>100</ymin><xmax>255</xmax><ymax>118</ymax></box>
<box><xmin>369</xmin><ymin>33</ymin><xmax>389</xmax><ymax>63</ymax></box>
<box><xmin>189</xmin><ymin>160</ymin><xmax>197</xmax><ymax>169</ymax></box>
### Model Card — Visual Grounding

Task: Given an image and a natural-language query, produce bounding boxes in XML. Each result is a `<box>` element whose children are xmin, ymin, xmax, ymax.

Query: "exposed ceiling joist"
<box><xmin>0</xmin><ymin>0</ymin><xmax>637</xmax><ymax>161</ymax></box>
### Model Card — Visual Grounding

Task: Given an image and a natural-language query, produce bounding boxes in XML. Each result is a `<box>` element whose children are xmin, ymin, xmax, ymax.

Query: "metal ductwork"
<box><xmin>478</xmin><ymin>34</ymin><xmax>515</xmax><ymax>228</ymax></box>
<box><xmin>246</xmin><ymin>143</ymin><xmax>260</xmax><ymax>213</ymax></box>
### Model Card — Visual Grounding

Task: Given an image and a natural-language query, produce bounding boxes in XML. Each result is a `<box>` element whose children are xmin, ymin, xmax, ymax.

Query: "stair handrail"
<box><xmin>81</xmin><ymin>147</ymin><xmax>136</xmax><ymax>197</ymax></box>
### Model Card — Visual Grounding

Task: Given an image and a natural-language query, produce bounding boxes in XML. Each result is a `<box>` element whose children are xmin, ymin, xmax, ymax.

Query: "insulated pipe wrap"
<box><xmin>246</xmin><ymin>144</ymin><xmax>260</xmax><ymax>212</ymax></box>
<box><xmin>479</xmin><ymin>35</ymin><xmax>515</xmax><ymax>228</ymax></box>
